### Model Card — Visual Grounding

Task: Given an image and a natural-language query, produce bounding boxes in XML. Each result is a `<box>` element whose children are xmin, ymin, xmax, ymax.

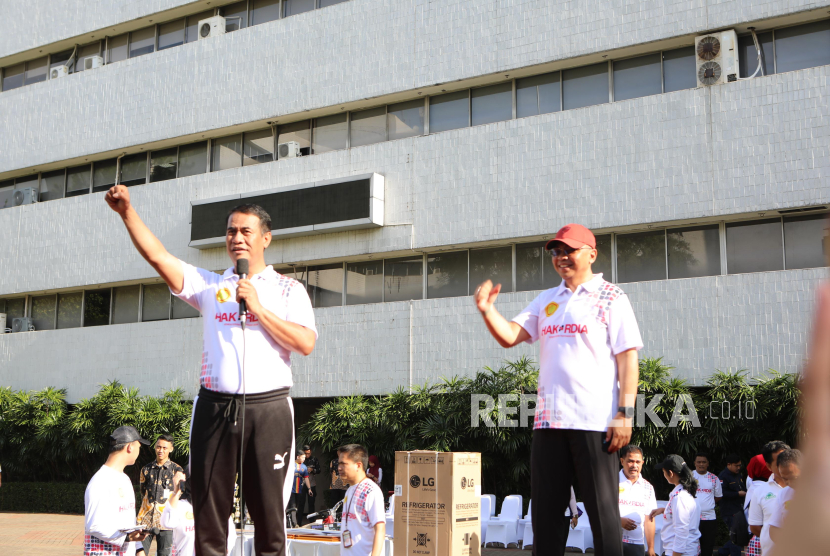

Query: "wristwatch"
<box><xmin>618</xmin><ymin>406</ymin><xmax>635</xmax><ymax>419</ymax></box>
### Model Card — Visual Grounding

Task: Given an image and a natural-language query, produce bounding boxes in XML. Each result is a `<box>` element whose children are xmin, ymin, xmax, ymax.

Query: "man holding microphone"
<box><xmin>473</xmin><ymin>223</ymin><xmax>643</xmax><ymax>556</ymax></box>
<box><xmin>105</xmin><ymin>185</ymin><xmax>317</xmax><ymax>556</ymax></box>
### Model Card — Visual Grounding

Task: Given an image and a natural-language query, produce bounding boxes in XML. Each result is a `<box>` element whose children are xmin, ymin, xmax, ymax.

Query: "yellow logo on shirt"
<box><xmin>216</xmin><ymin>288</ymin><xmax>232</xmax><ymax>303</ymax></box>
<box><xmin>619</xmin><ymin>485</ymin><xmax>625</xmax><ymax>493</ymax></box>
<box><xmin>784</xmin><ymin>500</ymin><xmax>791</xmax><ymax>510</ymax></box>
<box><xmin>185</xmin><ymin>511</ymin><xmax>194</xmax><ymax>520</ymax></box>
<box><xmin>118</xmin><ymin>488</ymin><xmax>124</xmax><ymax>498</ymax></box>
<box><xmin>545</xmin><ymin>302</ymin><xmax>559</xmax><ymax>317</ymax></box>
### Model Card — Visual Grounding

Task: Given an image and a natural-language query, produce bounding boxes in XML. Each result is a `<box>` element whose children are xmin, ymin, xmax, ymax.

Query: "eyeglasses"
<box><xmin>546</xmin><ymin>245</ymin><xmax>593</xmax><ymax>258</ymax></box>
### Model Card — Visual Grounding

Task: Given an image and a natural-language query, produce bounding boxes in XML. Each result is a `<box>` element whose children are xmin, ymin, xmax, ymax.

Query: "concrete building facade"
<box><xmin>1</xmin><ymin>0</ymin><xmax>828</xmax><ymax>402</ymax></box>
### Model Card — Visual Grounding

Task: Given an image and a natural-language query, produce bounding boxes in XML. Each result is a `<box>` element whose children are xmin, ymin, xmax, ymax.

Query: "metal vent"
<box><xmin>697</xmin><ymin>36</ymin><xmax>721</xmax><ymax>60</ymax></box>
<box><xmin>697</xmin><ymin>61</ymin><xmax>722</xmax><ymax>85</ymax></box>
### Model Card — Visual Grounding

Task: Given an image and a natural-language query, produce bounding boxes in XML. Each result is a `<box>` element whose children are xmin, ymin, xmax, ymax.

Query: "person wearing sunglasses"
<box><xmin>473</xmin><ymin>223</ymin><xmax>643</xmax><ymax>556</ymax></box>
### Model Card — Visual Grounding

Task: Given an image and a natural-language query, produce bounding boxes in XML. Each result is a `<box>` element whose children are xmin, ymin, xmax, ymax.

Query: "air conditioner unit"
<box><xmin>278</xmin><ymin>141</ymin><xmax>301</xmax><ymax>159</ymax></box>
<box><xmin>13</xmin><ymin>187</ymin><xmax>38</xmax><ymax>206</ymax></box>
<box><xmin>50</xmin><ymin>65</ymin><xmax>69</xmax><ymax>79</ymax></box>
<box><xmin>198</xmin><ymin>16</ymin><xmax>226</xmax><ymax>40</ymax></box>
<box><xmin>84</xmin><ymin>55</ymin><xmax>104</xmax><ymax>70</ymax></box>
<box><xmin>12</xmin><ymin>317</ymin><xmax>34</xmax><ymax>333</ymax></box>
<box><xmin>695</xmin><ymin>30</ymin><xmax>739</xmax><ymax>86</ymax></box>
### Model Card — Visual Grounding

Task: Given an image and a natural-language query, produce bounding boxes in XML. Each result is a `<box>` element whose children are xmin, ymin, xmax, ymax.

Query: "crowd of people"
<box><xmin>613</xmin><ymin>442</ymin><xmax>801</xmax><ymax>556</ymax></box>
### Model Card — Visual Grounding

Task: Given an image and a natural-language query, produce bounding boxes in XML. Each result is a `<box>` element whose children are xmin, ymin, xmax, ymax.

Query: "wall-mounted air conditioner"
<box><xmin>278</xmin><ymin>141</ymin><xmax>301</xmax><ymax>159</ymax></box>
<box><xmin>198</xmin><ymin>16</ymin><xmax>226</xmax><ymax>40</ymax></box>
<box><xmin>84</xmin><ymin>56</ymin><xmax>104</xmax><ymax>70</ymax></box>
<box><xmin>695</xmin><ymin>30</ymin><xmax>739</xmax><ymax>86</ymax></box>
<box><xmin>13</xmin><ymin>188</ymin><xmax>38</xmax><ymax>206</ymax></box>
<box><xmin>50</xmin><ymin>66</ymin><xmax>69</xmax><ymax>79</ymax></box>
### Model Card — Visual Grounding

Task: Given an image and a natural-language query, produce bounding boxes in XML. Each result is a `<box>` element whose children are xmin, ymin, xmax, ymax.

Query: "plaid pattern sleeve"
<box><xmin>84</xmin><ymin>534</ymin><xmax>129</xmax><ymax>556</ymax></box>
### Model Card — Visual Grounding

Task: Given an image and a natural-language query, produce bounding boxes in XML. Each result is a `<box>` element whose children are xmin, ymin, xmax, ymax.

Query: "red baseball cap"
<box><xmin>545</xmin><ymin>224</ymin><xmax>596</xmax><ymax>250</ymax></box>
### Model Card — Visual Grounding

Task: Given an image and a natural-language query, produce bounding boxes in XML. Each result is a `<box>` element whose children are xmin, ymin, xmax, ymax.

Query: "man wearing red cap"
<box><xmin>474</xmin><ymin>223</ymin><xmax>643</xmax><ymax>556</ymax></box>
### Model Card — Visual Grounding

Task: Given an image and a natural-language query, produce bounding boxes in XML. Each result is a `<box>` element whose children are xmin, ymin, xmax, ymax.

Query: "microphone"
<box><xmin>236</xmin><ymin>258</ymin><xmax>249</xmax><ymax>322</ymax></box>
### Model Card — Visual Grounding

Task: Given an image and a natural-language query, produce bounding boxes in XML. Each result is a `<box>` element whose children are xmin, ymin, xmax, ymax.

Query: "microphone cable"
<box><xmin>237</xmin><ymin>313</ymin><xmax>247</xmax><ymax>552</ymax></box>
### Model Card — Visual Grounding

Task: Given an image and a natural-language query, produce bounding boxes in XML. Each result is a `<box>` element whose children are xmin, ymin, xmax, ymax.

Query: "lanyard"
<box><xmin>344</xmin><ymin>479</ymin><xmax>368</xmax><ymax>529</ymax></box>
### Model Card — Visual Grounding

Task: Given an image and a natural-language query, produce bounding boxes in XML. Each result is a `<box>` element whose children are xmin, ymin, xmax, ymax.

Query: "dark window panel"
<box><xmin>613</xmin><ymin>53</ymin><xmax>661</xmax><ymax>102</ymax></box>
<box><xmin>31</xmin><ymin>295</ymin><xmax>57</xmax><ymax>331</ymax></box>
<box><xmin>186</xmin><ymin>11</ymin><xmax>214</xmax><ymax>43</ymax></box>
<box><xmin>387</xmin><ymin>100</ymin><xmax>424</xmax><ymax>140</ymax></box>
<box><xmin>667</xmin><ymin>225</ymin><xmax>721</xmax><ymax>279</ymax></box>
<box><xmin>158</xmin><ymin>19</ymin><xmax>185</xmax><ymax>51</ymax></box>
<box><xmin>40</xmin><ymin>170</ymin><xmax>65</xmax><ymax>201</ymax></box>
<box><xmin>14</xmin><ymin>175</ymin><xmax>38</xmax><ymax>190</ymax></box>
<box><xmin>112</xmin><ymin>286</ymin><xmax>140</xmax><ymax>324</ymax></box>
<box><xmin>5</xmin><ymin>298</ymin><xmax>26</xmax><ymax>329</ymax></box>
<box><xmin>252</xmin><ymin>0</ymin><xmax>281</xmax><ymax>25</ymax></box>
<box><xmin>284</xmin><ymin>0</ymin><xmax>315</xmax><ymax>17</ymax></box>
<box><xmin>471</xmin><ymin>83</ymin><xmax>513</xmax><ymax>126</ymax></box>
<box><xmin>24</xmin><ymin>57</ymin><xmax>48</xmax><ymax>85</ymax></box>
<box><xmin>92</xmin><ymin>159</ymin><xmax>118</xmax><ymax>193</ymax></box>
<box><xmin>277</xmin><ymin>120</ymin><xmax>312</xmax><ymax>156</ymax></box>
<box><xmin>212</xmin><ymin>135</ymin><xmax>243</xmax><ymax>171</ymax></box>
<box><xmin>469</xmin><ymin>247</ymin><xmax>512</xmax><ymax>293</ymax></box>
<box><xmin>121</xmin><ymin>154</ymin><xmax>147</xmax><ymax>187</ymax></box>
<box><xmin>726</xmin><ymin>219</ymin><xmax>784</xmax><ymax>274</ymax></box>
<box><xmin>84</xmin><ymin>290</ymin><xmax>112</xmax><ymax>327</ymax></box>
<box><xmin>108</xmin><ymin>34</ymin><xmax>129</xmax><ymax>63</ymax></box>
<box><xmin>384</xmin><ymin>256</ymin><xmax>423</xmax><ymax>302</ymax></box>
<box><xmin>129</xmin><ymin>27</ymin><xmax>155</xmax><ymax>58</ymax></box>
<box><xmin>172</xmin><ymin>296</ymin><xmax>200</xmax><ymax>319</ymax></box>
<box><xmin>307</xmin><ymin>264</ymin><xmax>344</xmax><ymax>308</ymax></box>
<box><xmin>312</xmin><ymin>113</ymin><xmax>347</xmax><ymax>154</ymax></box>
<box><xmin>427</xmin><ymin>251</ymin><xmax>468</xmax><ymax>299</ymax></box>
<box><xmin>563</xmin><ymin>62</ymin><xmax>608</xmax><ymax>110</ymax></box>
<box><xmin>0</xmin><ymin>181</ymin><xmax>14</xmax><ymax>209</ymax></box>
<box><xmin>429</xmin><ymin>90</ymin><xmax>469</xmax><ymax>133</ymax></box>
<box><xmin>346</xmin><ymin>260</ymin><xmax>383</xmax><ymax>305</ymax></box>
<box><xmin>2</xmin><ymin>63</ymin><xmax>24</xmax><ymax>91</ymax></box>
<box><xmin>150</xmin><ymin>148</ymin><xmax>179</xmax><ymax>182</ymax></box>
<box><xmin>662</xmin><ymin>47</ymin><xmax>696</xmax><ymax>93</ymax></box>
<box><xmin>319</xmin><ymin>0</ymin><xmax>348</xmax><ymax>6</ymax></box>
<box><xmin>350</xmin><ymin>107</ymin><xmax>386</xmax><ymax>148</ymax></box>
<box><xmin>516</xmin><ymin>241</ymin><xmax>558</xmax><ymax>292</ymax></box>
<box><xmin>243</xmin><ymin>129</ymin><xmax>275</xmax><ymax>165</ymax></box>
<box><xmin>142</xmin><ymin>284</ymin><xmax>171</xmax><ymax>321</ymax></box>
<box><xmin>784</xmin><ymin>214</ymin><xmax>829</xmax><ymax>270</ymax></box>
<box><xmin>775</xmin><ymin>20</ymin><xmax>830</xmax><ymax>74</ymax></box>
<box><xmin>223</xmin><ymin>1</ymin><xmax>248</xmax><ymax>31</ymax></box>
<box><xmin>616</xmin><ymin>231</ymin><xmax>667</xmax><ymax>283</ymax></box>
<box><xmin>516</xmin><ymin>72</ymin><xmax>560</xmax><ymax>118</ymax></box>
<box><xmin>66</xmin><ymin>165</ymin><xmax>91</xmax><ymax>197</ymax></box>
<box><xmin>594</xmin><ymin>234</ymin><xmax>613</xmax><ymax>281</ymax></box>
<box><xmin>75</xmin><ymin>42</ymin><xmax>101</xmax><ymax>73</ymax></box>
<box><xmin>178</xmin><ymin>142</ymin><xmax>208</xmax><ymax>178</ymax></box>
<box><xmin>50</xmin><ymin>50</ymin><xmax>73</xmax><ymax>72</ymax></box>
<box><xmin>57</xmin><ymin>292</ymin><xmax>83</xmax><ymax>329</ymax></box>
<box><xmin>738</xmin><ymin>32</ymin><xmax>774</xmax><ymax>78</ymax></box>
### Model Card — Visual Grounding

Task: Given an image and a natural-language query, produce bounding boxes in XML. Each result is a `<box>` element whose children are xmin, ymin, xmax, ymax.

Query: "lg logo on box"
<box><xmin>460</xmin><ymin>477</ymin><xmax>475</xmax><ymax>489</ymax></box>
<box><xmin>410</xmin><ymin>475</ymin><xmax>435</xmax><ymax>488</ymax></box>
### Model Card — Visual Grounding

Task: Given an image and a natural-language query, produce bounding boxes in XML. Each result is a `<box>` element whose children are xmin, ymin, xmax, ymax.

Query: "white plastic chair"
<box><xmin>479</xmin><ymin>495</ymin><xmax>492</xmax><ymax>546</ymax></box>
<box><xmin>485</xmin><ymin>496</ymin><xmax>520</xmax><ymax>548</ymax></box>
<box><xmin>386</xmin><ymin>494</ymin><xmax>396</xmax><ymax>517</ymax></box>
<box><xmin>483</xmin><ymin>494</ymin><xmax>496</xmax><ymax>517</ymax></box>
<box><xmin>519</xmin><ymin>499</ymin><xmax>532</xmax><ymax>550</ymax></box>
<box><xmin>316</xmin><ymin>543</ymin><xmax>341</xmax><ymax>556</ymax></box>
<box><xmin>386</xmin><ymin>516</ymin><xmax>395</xmax><ymax>539</ymax></box>
<box><xmin>288</xmin><ymin>540</ymin><xmax>317</xmax><ymax>556</ymax></box>
<box><xmin>566</xmin><ymin>523</ymin><xmax>594</xmax><ymax>553</ymax></box>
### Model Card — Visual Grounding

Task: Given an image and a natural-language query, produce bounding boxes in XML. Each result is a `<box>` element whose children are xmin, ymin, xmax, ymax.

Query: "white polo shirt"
<box><xmin>341</xmin><ymin>479</ymin><xmax>386</xmax><ymax>556</ymax></box>
<box><xmin>693</xmin><ymin>470</ymin><xmax>723</xmax><ymax>520</ymax></box>
<box><xmin>618</xmin><ymin>470</ymin><xmax>657</xmax><ymax>546</ymax></box>
<box><xmin>512</xmin><ymin>274</ymin><xmax>643</xmax><ymax>431</ymax></box>
<box><xmin>172</xmin><ymin>262</ymin><xmax>317</xmax><ymax>394</ymax></box>
<box><xmin>84</xmin><ymin>465</ymin><xmax>138</xmax><ymax>556</ymax></box>
<box><xmin>767</xmin><ymin>485</ymin><xmax>795</xmax><ymax>530</ymax></box>
<box><xmin>661</xmin><ymin>485</ymin><xmax>701</xmax><ymax>556</ymax></box>
<box><xmin>748</xmin><ymin>475</ymin><xmax>785</xmax><ymax>555</ymax></box>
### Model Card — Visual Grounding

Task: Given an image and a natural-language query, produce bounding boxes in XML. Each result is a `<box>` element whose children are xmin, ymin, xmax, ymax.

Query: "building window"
<box><xmin>186</xmin><ymin>11</ymin><xmax>214</xmax><ymax>43</ymax></box>
<box><xmin>278</xmin><ymin>120</ymin><xmax>312</xmax><ymax>157</ymax></box>
<box><xmin>150</xmin><ymin>148</ymin><xmax>179</xmax><ymax>182</ymax></box>
<box><xmin>312</xmin><ymin>113</ymin><xmax>348</xmax><ymax>154</ymax></box>
<box><xmin>319</xmin><ymin>0</ymin><xmax>348</xmax><ymax>6</ymax></box>
<box><xmin>594</xmin><ymin>234</ymin><xmax>613</xmax><ymax>280</ymax></box>
<box><xmin>0</xmin><ymin>180</ymin><xmax>13</xmax><ymax>209</ymax></box>
<box><xmin>178</xmin><ymin>142</ymin><xmax>208</xmax><ymax>178</ymax></box>
<box><xmin>223</xmin><ymin>1</ymin><xmax>249</xmax><ymax>31</ymax></box>
<box><xmin>427</xmin><ymin>251</ymin><xmax>468</xmax><ymax>299</ymax></box>
<box><xmin>15</xmin><ymin>175</ymin><xmax>38</xmax><ymax>191</ymax></box>
<box><xmin>212</xmin><ymin>135</ymin><xmax>243</xmax><ymax>171</ymax></box>
<box><xmin>471</xmin><ymin>83</ymin><xmax>513</xmax><ymax>127</ymax></box>
<box><xmin>24</xmin><ymin>57</ymin><xmax>48</xmax><ymax>85</ymax></box>
<box><xmin>429</xmin><ymin>90</ymin><xmax>469</xmax><ymax>134</ymax></box>
<box><xmin>121</xmin><ymin>154</ymin><xmax>148</xmax><ymax>187</ymax></box>
<box><xmin>307</xmin><ymin>264</ymin><xmax>344</xmax><ymax>308</ymax></box>
<box><xmin>112</xmin><ymin>286</ymin><xmax>140</xmax><ymax>324</ymax></box>
<box><xmin>4</xmin><ymin>298</ymin><xmax>26</xmax><ymax>329</ymax></box>
<box><xmin>613</xmin><ymin>53</ymin><xmax>661</xmax><ymax>102</ymax></box>
<box><xmin>75</xmin><ymin>42</ymin><xmax>101</xmax><ymax>73</ymax></box>
<box><xmin>2</xmin><ymin>63</ymin><xmax>24</xmax><ymax>91</ymax></box>
<box><xmin>252</xmin><ymin>0</ymin><xmax>281</xmax><ymax>25</ymax></box>
<box><xmin>350</xmin><ymin>107</ymin><xmax>387</xmax><ymax>148</ymax></box>
<box><xmin>49</xmin><ymin>49</ymin><xmax>73</xmax><ymax>73</ymax></box>
<box><xmin>130</xmin><ymin>27</ymin><xmax>156</xmax><ymax>58</ymax></box>
<box><xmin>92</xmin><ymin>159</ymin><xmax>118</xmax><ymax>193</ymax></box>
<box><xmin>142</xmin><ymin>284</ymin><xmax>171</xmax><ymax>322</ymax></box>
<box><xmin>738</xmin><ymin>32</ymin><xmax>774</xmax><ymax>78</ymax></box>
<box><xmin>774</xmin><ymin>20</ymin><xmax>830</xmax><ymax>74</ymax></box>
<box><xmin>616</xmin><ymin>230</ymin><xmax>667</xmax><ymax>283</ymax></box>
<box><xmin>726</xmin><ymin>219</ymin><xmax>784</xmax><ymax>274</ymax></box>
<box><xmin>158</xmin><ymin>19</ymin><xmax>186</xmax><ymax>51</ymax></box>
<box><xmin>346</xmin><ymin>260</ymin><xmax>383</xmax><ymax>305</ymax></box>
<box><xmin>66</xmin><ymin>165</ymin><xmax>92</xmax><ymax>197</ymax></box>
<box><xmin>84</xmin><ymin>290</ymin><xmax>112</xmax><ymax>327</ymax></box>
<box><xmin>107</xmin><ymin>34</ymin><xmax>129</xmax><ymax>63</ymax></box>
<box><xmin>563</xmin><ymin>62</ymin><xmax>609</xmax><ymax>111</ymax></box>
<box><xmin>57</xmin><ymin>292</ymin><xmax>83</xmax><ymax>329</ymax></box>
<box><xmin>784</xmin><ymin>214</ymin><xmax>828</xmax><ymax>270</ymax></box>
<box><xmin>40</xmin><ymin>170</ymin><xmax>66</xmax><ymax>202</ymax></box>
<box><xmin>667</xmin><ymin>225</ymin><xmax>721</xmax><ymax>279</ymax></box>
<box><xmin>469</xmin><ymin>247</ymin><xmax>512</xmax><ymax>293</ymax></box>
<box><xmin>516</xmin><ymin>72</ymin><xmax>561</xmax><ymax>118</ymax></box>
<box><xmin>243</xmin><ymin>129</ymin><xmax>275</xmax><ymax>166</ymax></box>
<box><xmin>284</xmin><ymin>0</ymin><xmax>316</xmax><ymax>17</ymax></box>
<box><xmin>662</xmin><ymin>47</ymin><xmax>696</xmax><ymax>93</ymax></box>
<box><xmin>387</xmin><ymin>100</ymin><xmax>424</xmax><ymax>140</ymax></box>
<box><xmin>172</xmin><ymin>297</ymin><xmax>200</xmax><ymax>319</ymax></box>
<box><xmin>30</xmin><ymin>295</ymin><xmax>57</xmax><ymax>331</ymax></box>
<box><xmin>516</xmin><ymin>241</ymin><xmax>556</xmax><ymax>292</ymax></box>
<box><xmin>384</xmin><ymin>256</ymin><xmax>423</xmax><ymax>302</ymax></box>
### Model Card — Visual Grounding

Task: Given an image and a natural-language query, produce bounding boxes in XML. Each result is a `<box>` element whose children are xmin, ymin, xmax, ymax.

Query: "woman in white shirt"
<box><xmin>649</xmin><ymin>455</ymin><xmax>701</xmax><ymax>556</ymax></box>
<box><xmin>161</xmin><ymin>473</ymin><xmax>236</xmax><ymax>556</ymax></box>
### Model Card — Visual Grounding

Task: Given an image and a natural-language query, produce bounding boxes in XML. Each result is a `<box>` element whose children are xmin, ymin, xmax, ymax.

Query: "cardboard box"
<box><xmin>393</xmin><ymin>451</ymin><xmax>481</xmax><ymax>556</ymax></box>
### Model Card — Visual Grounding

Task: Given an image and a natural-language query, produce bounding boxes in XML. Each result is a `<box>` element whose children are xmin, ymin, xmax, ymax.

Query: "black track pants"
<box><xmin>190</xmin><ymin>387</ymin><xmax>295</xmax><ymax>556</ymax></box>
<box><xmin>531</xmin><ymin>428</ymin><xmax>623</xmax><ymax>556</ymax></box>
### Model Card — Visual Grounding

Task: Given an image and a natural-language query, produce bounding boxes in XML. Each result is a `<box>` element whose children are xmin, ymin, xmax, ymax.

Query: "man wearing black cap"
<box><xmin>84</xmin><ymin>426</ymin><xmax>150</xmax><ymax>556</ymax></box>
<box><xmin>474</xmin><ymin>223</ymin><xmax>643</xmax><ymax>556</ymax></box>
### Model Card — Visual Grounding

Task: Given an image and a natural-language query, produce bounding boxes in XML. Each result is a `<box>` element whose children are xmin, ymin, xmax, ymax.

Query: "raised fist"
<box><xmin>105</xmin><ymin>185</ymin><xmax>131</xmax><ymax>215</ymax></box>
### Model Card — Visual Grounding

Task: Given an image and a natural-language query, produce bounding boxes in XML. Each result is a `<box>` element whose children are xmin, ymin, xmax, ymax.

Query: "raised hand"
<box><xmin>105</xmin><ymin>185</ymin><xmax>131</xmax><ymax>216</ymax></box>
<box><xmin>473</xmin><ymin>280</ymin><xmax>501</xmax><ymax>315</ymax></box>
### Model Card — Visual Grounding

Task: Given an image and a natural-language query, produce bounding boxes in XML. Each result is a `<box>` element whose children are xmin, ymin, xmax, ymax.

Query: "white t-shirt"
<box><xmin>173</xmin><ymin>262</ymin><xmax>317</xmax><ymax>394</ymax></box>
<box><xmin>767</xmin><ymin>485</ymin><xmax>795</xmax><ymax>530</ymax></box>
<box><xmin>341</xmin><ymin>479</ymin><xmax>386</xmax><ymax>556</ymax></box>
<box><xmin>748</xmin><ymin>476</ymin><xmax>785</xmax><ymax>555</ymax></box>
<box><xmin>660</xmin><ymin>485</ymin><xmax>701</xmax><ymax>556</ymax></box>
<box><xmin>618</xmin><ymin>470</ymin><xmax>657</xmax><ymax>546</ymax></box>
<box><xmin>693</xmin><ymin>470</ymin><xmax>723</xmax><ymax>520</ymax></box>
<box><xmin>84</xmin><ymin>465</ymin><xmax>138</xmax><ymax>556</ymax></box>
<box><xmin>160</xmin><ymin>501</ymin><xmax>236</xmax><ymax>556</ymax></box>
<box><xmin>512</xmin><ymin>274</ymin><xmax>644</xmax><ymax>431</ymax></box>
